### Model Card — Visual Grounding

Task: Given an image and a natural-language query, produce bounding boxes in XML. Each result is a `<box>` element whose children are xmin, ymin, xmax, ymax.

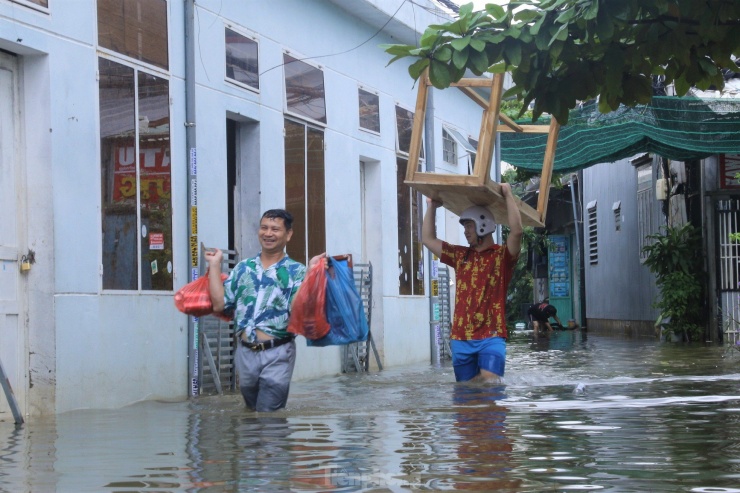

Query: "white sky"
<box><xmin>454</xmin><ymin>0</ymin><xmax>507</xmax><ymax>9</ymax></box>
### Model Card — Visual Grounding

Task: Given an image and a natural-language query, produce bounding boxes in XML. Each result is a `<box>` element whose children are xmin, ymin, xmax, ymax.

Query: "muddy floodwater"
<box><xmin>2</xmin><ymin>331</ymin><xmax>740</xmax><ymax>492</ymax></box>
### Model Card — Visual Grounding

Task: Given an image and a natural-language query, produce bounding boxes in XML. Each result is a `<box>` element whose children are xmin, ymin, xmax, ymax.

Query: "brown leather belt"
<box><xmin>240</xmin><ymin>335</ymin><xmax>294</xmax><ymax>352</ymax></box>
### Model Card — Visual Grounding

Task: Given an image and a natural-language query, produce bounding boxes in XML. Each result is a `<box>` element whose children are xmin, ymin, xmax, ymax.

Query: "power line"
<box><xmin>259</xmin><ymin>0</ymin><xmax>409</xmax><ymax>77</ymax></box>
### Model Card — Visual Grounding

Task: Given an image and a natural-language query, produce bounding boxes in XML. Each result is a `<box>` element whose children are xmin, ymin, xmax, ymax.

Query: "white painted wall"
<box><xmin>0</xmin><ymin>0</ymin><xmax>489</xmax><ymax>414</ymax></box>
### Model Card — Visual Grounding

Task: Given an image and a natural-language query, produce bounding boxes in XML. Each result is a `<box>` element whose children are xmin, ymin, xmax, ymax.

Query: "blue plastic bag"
<box><xmin>307</xmin><ymin>257</ymin><xmax>369</xmax><ymax>347</ymax></box>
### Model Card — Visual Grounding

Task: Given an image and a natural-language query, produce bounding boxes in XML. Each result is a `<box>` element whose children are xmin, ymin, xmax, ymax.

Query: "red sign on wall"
<box><xmin>113</xmin><ymin>145</ymin><xmax>171</xmax><ymax>202</ymax></box>
<box><xmin>720</xmin><ymin>154</ymin><xmax>740</xmax><ymax>189</ymax></box>
<box><xmin>149</xmin><ymin>232</ymin><xmax>164</xmax><ymax>250</ymax></box>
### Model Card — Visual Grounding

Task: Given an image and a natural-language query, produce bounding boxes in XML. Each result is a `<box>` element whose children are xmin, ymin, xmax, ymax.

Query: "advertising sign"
<box><xmin>720</xmin><ymin>154</ymin><xmax>740</xmax><ymax>189</ymax></box>
<box><xmin>113</xmin><ymin>144</ymin><xmax>171</xmax><ymax>202</ymax></box>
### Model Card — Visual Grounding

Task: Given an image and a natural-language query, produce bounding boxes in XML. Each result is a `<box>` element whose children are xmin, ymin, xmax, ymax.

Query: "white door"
<box><xmin>360</xmin><ymin>159</ymin><xmax>383</xmax><ymax>363</ymax></box>
<box><xmin>0</xmin><ymin>52</ymin><xmax>26</xmax><ymax>417</ymax></box>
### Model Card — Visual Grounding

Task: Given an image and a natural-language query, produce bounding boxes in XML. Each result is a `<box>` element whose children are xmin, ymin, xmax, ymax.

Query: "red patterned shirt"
<box><xmin>440</xmin><ymin>241</ymin><xmax>518</xmax><ymax>340</ymax></box>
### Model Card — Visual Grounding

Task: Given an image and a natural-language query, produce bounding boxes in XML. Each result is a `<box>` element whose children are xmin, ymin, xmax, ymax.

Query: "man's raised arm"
<box><xmin>502</xmin><ymin>183</ymin><xmax>523</xmax><ymax>258</ymax></box>
<box><xmin>422</xmin><ymin>197</ymin><xmax>444</xmax><ymax>258</ymax></box>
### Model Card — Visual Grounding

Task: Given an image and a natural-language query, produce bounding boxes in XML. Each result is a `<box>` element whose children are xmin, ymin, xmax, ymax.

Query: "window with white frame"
<box><xmin>97</xmin><ymin>0</ymin><xmax>169</xmax><ymax>70</ymax></box>
<box><xmin>99</xmin><ymin>58</ymin><xmax>173</xmax><ymax>291</ymax></box>
<box><xmin>358</xmin><ymin>87</ymin><xmax>380</xmax><ymax>133</ymax></box>
<box><xmin>395</xmin><ymin>105</ymin><xmax>424</xmax><ymax>296</ymax></box>
<box><xmin>225</xmin><ymin>27</ymin><xmax>259</xmax><ymax>91</ymax></box>
<box><xmin>97</xmin><ymin>0</ymin><xmax>172</xmax><ymax>291</ymax></box>
<box><xmin>396</xmin><ymin>157</ymin><xmax>424</xmax><ymax>296</ymax></box>
<box><xmin>394</xmin><ymin>105</ymin><xmax>424</xmax><ymax>159</ymax></box>
<box><xmin>587</xmin><ymin>200</ymin><xmax>598</xmax><ymax>265</ymax></box>
<box><xmin>442</xmin><ymin>129</ymin><xmax>457</xmax><ymax>165</ymax></box>
<box><xmin>283</xmin><ymin>53</ymin><xmax>326</xmax><ymax>124</ymax></box>
<box><xmin>443</xmin><ymin>126</ymin><xmax>477</xmax><ymax>170</ymax></box>
<box><xmin>11</xmin><ymin>0</ymin><xmax>47</xmax><ymax>10</ymax></box>
<box><xmin>284</xmin><ymin>119</ymin><xmax>326</xmax><ymax>266</ymax></box>
<box><xmin>637</xmin><ymin>162</ymin><xmax>654</xmax><ymax>262</ymax></box>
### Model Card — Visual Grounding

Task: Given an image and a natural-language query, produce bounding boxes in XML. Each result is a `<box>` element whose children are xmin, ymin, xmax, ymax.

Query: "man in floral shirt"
<box><xmin>422</xmin><ymin>184</ymin><xmax>522</xmax><ymax>383</ymax></box>
<box><xmin>206</xmin><ymin>209</ymin><xmax>321</xmax><ymax>411</ymax></box>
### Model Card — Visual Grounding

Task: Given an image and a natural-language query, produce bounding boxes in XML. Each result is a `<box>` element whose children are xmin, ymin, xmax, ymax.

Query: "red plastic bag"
<box><xmin>287</xmin><ymin>262</ymin><xmax>330</xmax><ymax>339</ymax></box>
<box><xmin>174</xmin><ymin>272</ymin><xmax>232</xmax><ymax>321</ymax></box>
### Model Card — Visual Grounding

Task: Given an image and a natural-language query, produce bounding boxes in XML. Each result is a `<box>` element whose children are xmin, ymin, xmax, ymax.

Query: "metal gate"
<box><xmin>342</xmin><ymin>262</ymin><xmax>383</xmax><ymax>372</ymax></box>
<box><xmin>716</xmin><ymin>199</ymin><xmax>740</xmax><ymax>344</ymax></box>
<box><xmin>198</xmin><ymin>248</ymin><xmax>239</xmax><ymax>395</ymax></box>
<box><xmin>437</xmin><ymin>266</ymin><xmax>453</xmax><ymax>360</ymax></box>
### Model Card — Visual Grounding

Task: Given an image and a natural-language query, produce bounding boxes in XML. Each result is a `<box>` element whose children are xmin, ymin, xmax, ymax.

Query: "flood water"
<box><xmin>2</xmin><ymin>330</ymin><xmax>740</xmax><ymax>492</ymax></box>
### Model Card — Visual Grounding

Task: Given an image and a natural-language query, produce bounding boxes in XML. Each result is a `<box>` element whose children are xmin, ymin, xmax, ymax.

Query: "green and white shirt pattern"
<box><xmin>223</xmin><ymin>253</ymin><xmax>306</xmax><ymax>342</ymax></box>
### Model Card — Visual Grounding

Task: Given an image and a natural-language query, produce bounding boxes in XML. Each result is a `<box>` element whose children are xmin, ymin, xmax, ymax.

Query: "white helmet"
<box><xmin>459</xmin><ymin>205</ymin><xmax>497</xmax><ymax>236</ymax></box>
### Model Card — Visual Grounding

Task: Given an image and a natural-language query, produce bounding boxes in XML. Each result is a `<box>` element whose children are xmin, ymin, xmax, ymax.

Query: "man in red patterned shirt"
<box><xmin>422</xmin><ymin>183</ymin><xmax>522</xmax><ymax>383</ymax></box>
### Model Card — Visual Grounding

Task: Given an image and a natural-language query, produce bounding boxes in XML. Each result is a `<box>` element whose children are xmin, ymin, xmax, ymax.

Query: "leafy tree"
<box><xmin>503</xmin><ymin>225</ymin><xmax>550</xmax><ymax>328</ymax></box>
<box><xmin>501</xmin><ymin>170</ymin><xmax>551</xmax><ymax>328</ymax></box>
<box><xmin>642</xmin><ymin>224</ymin><xmax>705</xmax><ymax>341</ymax></box>
<box><xmin>382</xmin><ymin>0</ymin><xmax>740</xmax><ymax>124</ymax></box>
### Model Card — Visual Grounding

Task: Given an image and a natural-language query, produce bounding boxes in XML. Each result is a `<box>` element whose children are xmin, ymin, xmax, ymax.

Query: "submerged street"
<box><xmin>2</xmin><ymin>331</ymin><xmax>740</xmax><ymax>492</ymax></box>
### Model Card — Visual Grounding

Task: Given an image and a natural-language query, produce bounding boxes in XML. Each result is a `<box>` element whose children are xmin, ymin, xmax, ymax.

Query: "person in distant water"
<box><xmin>421</xmin><ymin>184</ymin><xmax>523</xmax><ymax>384</ymax></box>
<box><xmin>527</xmin><ymin>299</ymin><xmax>563</xmax><ymax>337</ymax></box>
<box><xmin>206</xmin><ymin>209</ymin><xmax>323</xmax><ymax>412</ymax></box>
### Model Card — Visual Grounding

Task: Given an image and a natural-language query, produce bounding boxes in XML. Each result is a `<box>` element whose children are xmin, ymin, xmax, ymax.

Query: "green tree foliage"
<box><xmin>642</xmin><ymin>224</ymin><xmax>705</xmax><ymax>341</ymax></box>
<box><xmin>501</xmin><ymin>168</ymin><xmax>551</xmax><ymax>328</ymax></box>
<box><xmin>503</xmin><ymin>225</ymin><xmax>550</xmax><ymax>328</ymax></box>
<box><xmin>381</xmin><ymin>1</ymin><xmax>740</xmax><ymax>124</ymax></box>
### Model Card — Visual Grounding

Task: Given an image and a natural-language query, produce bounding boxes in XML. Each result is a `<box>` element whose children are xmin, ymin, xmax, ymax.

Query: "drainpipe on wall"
<box><xmin>570</xmin><ymin>171</ymin><xmax>586</xmax><ymax>327</ymax></box>
<box><xmin>185</xmin><ymin>0</ymin><xmax>199</xmax><ymax>397</ymax></box>
<box><xmin>494</xmin><ymin>133</ymin><xmax>502</xmax><ymax>245</ymax></box>
<box><xmin>424</xmin><ymin>90</ymin><xmax>443</xmax><ymax>366</ymax></box>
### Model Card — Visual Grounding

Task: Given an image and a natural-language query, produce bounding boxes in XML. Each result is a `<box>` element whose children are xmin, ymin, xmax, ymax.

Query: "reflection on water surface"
<box><xmin>2</xmin><ymin>332</ymin><xmax>740</xmax><ymax>492</ymax></box>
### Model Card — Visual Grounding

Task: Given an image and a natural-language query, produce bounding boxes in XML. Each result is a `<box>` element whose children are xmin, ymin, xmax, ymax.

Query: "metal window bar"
<box><xmin>717</xmin><ymin>199</ymin><xmax>740</xmax><ymax>344</ymax></box>
<box><xmin>437</xmin><ymin>266</ymin><xmax>453</xmax><ymax>360</ymax></box>
<box><xmin>637</xmin><ymin>188</ymin><xmax>653</xmax><ymax>262</ymax></box>
<box><xmin>198</xmin><ymin>246</ymin><xmax>240</xmax><ymax>395</ymax></box>
<box><xmin>588</xmin><ymin>207</ymin><xmax>598</xmax><ymax>264</ymax></box>
<box><xmin>342</xmin><ymin>262</ymin><xmax>383</xmax><ymax>372</ymax></box>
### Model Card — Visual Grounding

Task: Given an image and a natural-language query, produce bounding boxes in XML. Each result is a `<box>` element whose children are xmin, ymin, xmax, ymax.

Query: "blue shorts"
<box><xmin>450</xmin><ymin>337</ymin><xmax>506</xmax><ymax>382</ymax></box>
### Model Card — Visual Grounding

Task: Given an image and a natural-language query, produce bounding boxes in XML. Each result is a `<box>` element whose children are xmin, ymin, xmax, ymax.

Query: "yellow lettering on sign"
<box><xmin>431</xmin><ymin>280</ymin><xmax>439</xmax><ymax>297</ymax></box>
<box><xmin>119</xmin><ymin>176</ymin><xmax>136</xmax><ymax>198</ymax></box>
<box><xmin>190</xmin><ymin>206</ymin><xmax>198</xmax><ymax>235</ymax></box>
<box><xmin>190</xmin><ymin>235</ymin><xmax>198</xmax><ymax>267</ymax></box>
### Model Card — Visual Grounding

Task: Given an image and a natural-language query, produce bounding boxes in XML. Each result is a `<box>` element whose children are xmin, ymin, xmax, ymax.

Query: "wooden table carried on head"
<box><xmin>405</xmin><ymin>69</ymin><xmax>561</xmax><ymax>228</ymax></box>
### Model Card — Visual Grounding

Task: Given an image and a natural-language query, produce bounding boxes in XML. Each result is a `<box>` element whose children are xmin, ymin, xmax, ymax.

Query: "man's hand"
<box><xmin>426</xmin><ymin>196</ymin><xmax>443</xmax><ymax>209</ymax></box>
<box><xmin>422</xmin><ymin>196</ymin><xmax>444</xmax><ymax>258</ymax></box>
<box><xmin>308</xmin><ymin>252</ymin><xmax>327</xmax><ymax>269</ymax></box>
<box><xmin>501</xmin><ymin>182</ymin><xmax>523</xmax><ymax>258</ymax></box>
<box><xmin>204</xmin><ymin>247</ymin><xmax>223</xmax><ymax>269</ymax></box>
<box><xmin>204</xmin><ymin>246</ymin><xmax>225</xmax><ymax>312</ymax></box>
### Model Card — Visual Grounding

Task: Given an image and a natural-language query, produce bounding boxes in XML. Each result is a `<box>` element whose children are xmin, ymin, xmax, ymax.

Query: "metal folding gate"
<box><xmin>437</xmin><ymin>266</ymin><xmax>453</xmax><ymax>360</ymax></box>
<box><xmin>198</xmin><ymin>248</ymin><xmax>239</xmax><ymax>395</ymax></box>
<box><xmin>716</xmin><ymin>199</ymin><xmax>740</xmax><ymax>344</ymax></box>
<box><xmin>342</xmin><ymin>262</ymin><xmax>383</xmax><ymax>372</ymax></box>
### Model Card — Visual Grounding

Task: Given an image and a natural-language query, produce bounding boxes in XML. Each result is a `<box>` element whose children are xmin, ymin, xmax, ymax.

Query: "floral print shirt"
<box><xmin>440</xmin><ymin>242</ymin><xmax>517</xmax><ymax>340</ymax></box>
<box><xmin>223</xmin><ymin>253</ymin><xmax>306</xmax><ymax>342</ymax></box>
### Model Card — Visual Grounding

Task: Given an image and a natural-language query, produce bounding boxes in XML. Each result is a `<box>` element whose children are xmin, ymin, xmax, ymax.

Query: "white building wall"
<box><xmin>0</xmin><ymin>0</ymin><xmax>489</xmax><ymax>415</ymax></box>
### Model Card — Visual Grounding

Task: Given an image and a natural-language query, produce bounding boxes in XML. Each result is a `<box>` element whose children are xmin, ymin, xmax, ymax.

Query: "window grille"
<box><xmin>587</xmin><ymin>200</ymin><xmax>598</xmax><ymax>264</ymax></box>
<box><xmin>613</xmin><ymin>201</ymin><xmax>621</xmax><ymax>231</ymax></box>
<box><xmin>442</xmin><ymin>129</ymin><xmax>457</xmax><ymax>164</ymax></box>
<box><xmin>637</xmin><ymin>163</ymin><xmax>653</xmax><ymax>262</ymax></box>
